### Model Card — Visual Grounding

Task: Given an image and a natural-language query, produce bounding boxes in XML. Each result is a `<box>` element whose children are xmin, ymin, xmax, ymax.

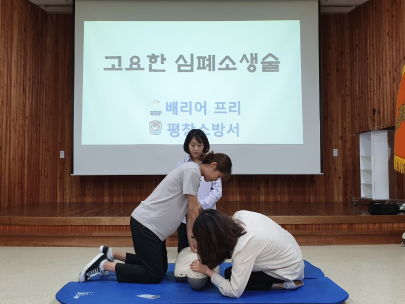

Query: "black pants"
<box><xmin>115</xmin><ymin>217</ymin><xmax>168</xmax><ymax>284</ymax></box>
<box><xmin>177</xmin><ymin>222</ymin><xmax>189</xmax><ymax>253</ymax></box>
<box><xmin>225</xmin><ymin>266</ymin><xmax>284</xmax><ymax>291</ymax></box>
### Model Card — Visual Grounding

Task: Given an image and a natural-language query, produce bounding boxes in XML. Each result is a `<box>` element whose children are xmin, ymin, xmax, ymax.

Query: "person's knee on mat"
<box><xmin>144</xmin><ymin>272</ymin><xmax>164</xmax><ymax>284</ymax></box>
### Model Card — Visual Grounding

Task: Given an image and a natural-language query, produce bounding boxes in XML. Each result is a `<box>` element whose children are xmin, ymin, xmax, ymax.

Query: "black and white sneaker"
<box><xmin>79</xmin><ymin>253</ymin><xmax>107</xmax><ymax>283</ymax></box>
<box><xmin>99</xmin><ymin>245</ymin><xmax>114</xmax><ymax>262</ymax></box>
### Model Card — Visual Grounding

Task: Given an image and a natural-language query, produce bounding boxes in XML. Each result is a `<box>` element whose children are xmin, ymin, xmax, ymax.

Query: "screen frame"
<box><xmin>72</xmin><ymin>0</ymin><xmax>323</xmax><ymax>175</ymax></box>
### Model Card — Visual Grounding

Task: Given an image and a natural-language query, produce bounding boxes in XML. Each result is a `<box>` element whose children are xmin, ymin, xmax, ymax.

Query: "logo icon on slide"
<box><xmin>149</xmin><ymin>120</ymin><xmax>162</xmax><ymax>135</ymax></box>
<box><xmin>150</xmin><ymin>100</ymin><xmax>161</xmax><ymax>116</ymax></box>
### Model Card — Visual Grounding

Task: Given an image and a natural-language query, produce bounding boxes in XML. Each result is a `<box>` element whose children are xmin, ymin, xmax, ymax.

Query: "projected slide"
<box><xmin>81</xmin><ymin>21</ymin><xmax>303</xmax><ymax>145</ymax></box>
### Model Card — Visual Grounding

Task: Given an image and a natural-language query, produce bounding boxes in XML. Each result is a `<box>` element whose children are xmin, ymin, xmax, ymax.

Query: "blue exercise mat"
<box><xmin>301</xmin><ymin>260</ymin><xmax>325</xmax><ymax>279</ymax></box>
<box><xmin>56</xmin><ymin>261</ymin><xmax>348</xmax><ymax>304</ymax></box>
<box><xmin>218</xmin><ymin>261</ymin><xmax>324</xmax><ymax>279</ymax></box>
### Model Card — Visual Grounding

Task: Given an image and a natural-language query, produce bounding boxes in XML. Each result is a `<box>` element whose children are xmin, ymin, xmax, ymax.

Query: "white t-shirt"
<box><xmin>131</xmin><ymin>162</ymin><xmax>200</xmax><ymax>241</ymax></box>
<box><xmin>211</xmin><ymin>210</ymin><xmax>304</xmax><ymax>298</ymax></box>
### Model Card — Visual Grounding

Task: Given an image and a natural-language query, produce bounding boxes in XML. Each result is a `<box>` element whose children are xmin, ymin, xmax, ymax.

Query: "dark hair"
<box><xmin>193</xmin><ymin>209</ymin><xmax>246</xmax><ymax>269</ymax></box>
<box><xmin>183</xmin><ymin>129</ymin><xmax>210</xmax><ymax>154</ymax></box>
<box><xmin>198</xmin><ymin>151</ymin><xmax>232</xmax><ymax>181</ymax></box>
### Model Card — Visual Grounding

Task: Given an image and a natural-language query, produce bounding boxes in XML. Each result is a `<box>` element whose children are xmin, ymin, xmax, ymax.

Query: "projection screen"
<box><xmin>73</xmin><ymin>0</ymin><xmax>322</xmax><ymax>175</ymax></box>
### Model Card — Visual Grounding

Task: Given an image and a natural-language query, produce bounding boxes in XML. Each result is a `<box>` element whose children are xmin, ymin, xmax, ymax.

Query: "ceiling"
<box><xmin>29</xmin><ymin>0</ymin><xmax>369</xmax><ymax>14</ymax></box>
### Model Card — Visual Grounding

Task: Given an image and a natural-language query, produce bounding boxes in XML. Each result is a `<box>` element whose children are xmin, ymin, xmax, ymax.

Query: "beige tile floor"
<box><xmin>0</xmin><ymin>245</ymin><xmax>404</xmax><ymax>304</ymax></box>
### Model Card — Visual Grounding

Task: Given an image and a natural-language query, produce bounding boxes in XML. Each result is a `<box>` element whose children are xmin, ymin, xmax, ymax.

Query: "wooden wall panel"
<box><xmin>0</xmin><ymin>0</ymin><xmax>48</xmax><ymax>207</ymax></box>
<box><xmin>0</xmin><ymin>0</ymin><xmax>405</xmax><ymax>208</ymax></box>
<box><xmin>348</xmin><ymin>0</ymin><xmax>405</xmax><ymax>199</ymax></box>
<box><xmin>320</xmin><ymin>14</ymin><xmax>351</xmax><ymax>204</ymax></box>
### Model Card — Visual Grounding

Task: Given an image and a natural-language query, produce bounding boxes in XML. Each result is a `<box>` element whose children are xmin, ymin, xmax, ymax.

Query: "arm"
<box><xmin>191</xmin><ymin>251</ymin><xmax>257</xmax><ymax>298</ymax></box>
<box><xmin>186</xmin><ymin>194</ymin><xmax>199</xmax><ymax>253</ymax></box>
<box><xmin>199</xmin><ymin>179</ymin><xmax>222</xmax><ymax>211</ymax></box>
<box><xmin>211</xmin><ymin>254</ymin><xmax>256</xmax><ymax>298</ymax></box>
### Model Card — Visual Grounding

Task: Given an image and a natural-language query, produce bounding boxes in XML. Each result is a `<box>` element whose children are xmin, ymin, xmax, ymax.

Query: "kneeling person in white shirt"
<box><xmin>190</xmin><ymin>209</ymin><xmax>304</xmax><ymax>298</ymax></box>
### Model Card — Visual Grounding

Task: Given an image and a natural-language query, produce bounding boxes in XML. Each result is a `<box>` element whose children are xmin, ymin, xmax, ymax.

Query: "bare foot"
<box><xmin>293</xmin><ymin>280</ymin><xmax>304</xmax><ymax>287</ymax></box>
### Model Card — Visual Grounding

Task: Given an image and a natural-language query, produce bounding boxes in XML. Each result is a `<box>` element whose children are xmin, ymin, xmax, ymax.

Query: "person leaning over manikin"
<box><xmin>190</xmin><ymin>209</ymin><xmax>304</xmax><ymax>298</ymax></box>
<box><xmin>78</xmin><ymin>152</ymin><xmax>232</xmax><ymax>285</ymax></box>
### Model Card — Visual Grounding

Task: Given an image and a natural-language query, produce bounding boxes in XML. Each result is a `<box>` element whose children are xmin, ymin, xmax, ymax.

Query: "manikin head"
<box><xmin>174</xmin><ymin>247</ymin><xmax>220</xmax><ymax>290</ymax></box>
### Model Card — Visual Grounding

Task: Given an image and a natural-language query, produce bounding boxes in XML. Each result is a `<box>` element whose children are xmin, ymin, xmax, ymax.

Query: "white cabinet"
<box><xmin>358</xmin><ymin>131</ymin><xmax>394</xmax><ymax>200</ymax></box>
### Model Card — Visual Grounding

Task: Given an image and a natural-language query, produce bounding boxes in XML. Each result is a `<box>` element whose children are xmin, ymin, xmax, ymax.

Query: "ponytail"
<box><xmin>198</xmin><ymin>151</ymin><xmax>232</xmax><ymax>181</ymax></box>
